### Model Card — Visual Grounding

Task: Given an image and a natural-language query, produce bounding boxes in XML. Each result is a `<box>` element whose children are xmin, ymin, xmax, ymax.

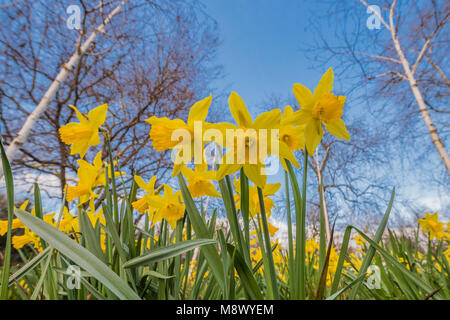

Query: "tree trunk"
<box><xmin>314</xmin><ymin>150</ymin><xmax>331</xmax><ymax>241</ymax></box>
<box><xmin>388</xmin><ymin>2</ymin><xmax>450</xmax><ymax>174</ymax></box>
<box><xmin>0</xmin><ymin>0</ymin><xmax>129</xmax><ymax>177</ymax></box>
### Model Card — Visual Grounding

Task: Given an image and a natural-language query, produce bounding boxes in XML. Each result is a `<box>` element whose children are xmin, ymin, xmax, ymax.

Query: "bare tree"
<box><xmin>0</xmin><ymin>0</ymin><xmax>130</xmax><ymax>177</ymax></box>
<box><xmin>0</xmin><ymin>0</ymin><xmax>222</xmax><ymax>196</ymax></box>
<box><xmin>306</xmin><ymin>0</ymin><xmax>449</xmax><ymax>174</ymax></box>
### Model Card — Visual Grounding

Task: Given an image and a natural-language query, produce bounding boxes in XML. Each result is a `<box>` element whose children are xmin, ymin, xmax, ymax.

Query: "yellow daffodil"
<box><xmin>67</xmin><ymin>161</ymin><xmax>100</xmax><ymax>210</ymax></box>
<box><xmin>0</xmin><ymin>219</ymin><xmax>24</xmax><ymax>236</ymax></box>
<box><xmin>0</xmin><ymin>201</ymin><xmax>31</xmax><ymax>236</ymax></box>
<box><xmin>306</xmin><ymin>238</ymin><xmax>319</xmax><ymax>258</ymax></box>
<box><xmin>267</xmin><ymin>222</ymin><xmax>279</xmax><ymax>237</ymax></box>
<box><xmin>181</xmin><ymin>163</ymin><xmax>221</xmax><ymax>198</ymax></box>
<box><xmin>58</xmin><ymin>208</ymin><xmax>79</xmax><ymax>234</ymax></box>
<box><xmin>249</xmin><ymin>221</ymin><xmax>279</xmax><ymax>246</ymax></box>
<box><xmin>217</xmin><ymin>92</ymin><xmax>299</xmax><ymax>187</ymax></box>
<box><xmin>76</xmin><ymin>152</ymin><xmax>124</xmax><ymax>187</ymax></box>
<box><xmin>43</xmin><ymin>213</ymin><xmax>56</xmax><ymax>228</ymax></box>
<box><xmin>290</xmin><ymin>68</ymin><xmax>350</xmax><ymax>154</ymax></box>
<box><xmin>12</xmin><ymin>227</ymin><xmax>40</xmax><ymax>249</ymax></box>
<box><xmin>146</xmin><ymin>95</ymin><xmax>214</xmax><ymax>177</ymax></box>
<box><xmin>132</xmin><ymin>175</ymin><xmax>158</xmax><ymax>214</ymax></box>
<box><xmin>59</xmin><ymin>104</ymin><xmax>108</xmax><ymax>158</ymax></box>
<box><xmin>67</xmin><ymin>152</ymin><xmax>122</xmax><ymax>211</ymax></box>
<box><xmin>85</xmin><ymin>207</ymin><xmax>105</xmax><ymax>227</ymax></box>
<box><xmin>234</xmin><ymin>177</ymin><xmax>281</xmax><ymax>218</ymax></box>
<box><xmin>279</xmin><ymin>105</ymin><xmax>305</xmax><ymax>152</ymax></box>
<box><xmin>148</xmin><ymin>184</ymin><xmax>185</xmax><ymax>229</ymax></box>
<box><xmin>418</xmin><ymin>212</ymin><xmax>448</xmax><ymax>240</ymax></box>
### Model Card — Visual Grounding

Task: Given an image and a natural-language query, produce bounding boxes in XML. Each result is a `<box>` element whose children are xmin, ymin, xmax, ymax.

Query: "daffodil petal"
<box><xmin>206</xmin><ymin>182</ymin><xmax>222</xmax><ymax>198</ymax></box>
<box><xmin>217</xmin><ymin>149</ymin><xmax>243</xmax><ymax>180</ymax></box>
<box><xmin>281</xmin><ymin>105</ymin><xmax>295</xmax><ymax>125</ymax></box>
<box><xmin>324</xmin><ymin>118</ymin><xmax>351</xmax><ymax>140</ymax></box>
<box><xmin>187</xmin><ymin>94</ymin><xmax>212</xmax><ymax>125</ymax></box>
<box><xmin>72</xmin><ymin>142</ymin><xmax>90</xmax><ymax>159</ymax></box>
<box><xmin>88</xmin><ymin>131</ymin><xmax>101</xmax><ymax>147</ymax></box>
<box><xmin>243</xmin><ymin>164</ymin><xmax>266</xmax><ymax>188</ymax></box>
<box><xmin>253</xmin><ymin>109</ymin><xmax>281</xmax><ymax>129</ymax></box>
<box><xmin>313</xmin><ymin>68</ymin><xmax>334</xmax><ymax>99</ymax></box>
<box><xmin>69</xmin><ymin>105</ymin><xmax>88</xmax><ymax>125</ymax></box>
<box><xmin>181</xmin><ymin>166</ymin><xmax>195</xmax><ymax>180</ymax></box>
<box><xmin>283</xmin><ymin>109</ymin><xmax>312</xmax><ymax>126</ymax></box>
<box><xmin>229</xmin><ymin>92</ymin><xmax>253</xmax><ymax>128</ymax></box>
<box><xmin>147</xmin><ymin>195</ymin><xmax>165</xmax><ymax>209</ymax></box>
<box><xmin>92</xmin><ymin>152</ymin><xmax>103</xmax><ymax>170</ymax></box>
<box><xmin>88</xmin><ymin>104</ymin><xmax>108</xmax><ymax>128</ymax></box>
<box><xmin>305</xmin><ymin>119</ymin><xmax>323</xmax><ymax>155</ymax></box>
<box><xmin>292</xmin><ymin>84</ymin><xmax>314</xmax><ymax>109</ymax></box>
<box><xmin>172</xmin><ymin>163</ymin><xmax>184</xmax><ymax>177</ymax></box>
<box><xmin>277</xmin><ymin>141</ymin><xmax>299</xmax><ymax>168</ymax></box>
<box><xmin>263</xmin><ymin>183</ymin><xmax>281</xmax><ymax>196</ymax></box>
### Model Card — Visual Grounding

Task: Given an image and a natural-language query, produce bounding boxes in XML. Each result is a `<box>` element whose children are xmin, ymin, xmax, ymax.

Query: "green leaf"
<box><xmin>30</xmin><ymin>253</ymin><xmax>53</xmax><ymax>300</ymax></box>
<box><xmin>145</xmin><ymin>270</ymin><xmax>176</xmax><ymax>280</ymax></box>
<box><xmin>257</xmin><ymin>186</ymin><xmax>279</xmax><ymax>299</ymax></box>
<box><xmin>352</xmin><ymin>226</ymin><xmax>435</xmax><ymax>296</ymax></box>
<box><xmin>217</xmin><ymin>175</ymin><xmax>248</xmax><ymax>265</ymax></box>
<box><xmin>177</xmin><ymin>174</ymin><xmax>225</xmax><ymax>290</ymax></box>
<box><xmin>226</xmin><ymin>244</ymin><xmax>263</xmax><ymax>300</ymax></box>
<box><xmin>349</xmin><ymin>188</ymin><xmax>395</xmax><ymax>299</ymax></box>
<box><xmin>101</xmin><ymin>203</ymin><xmax>128</xmax><ymax>260</ymax></box>
<box><xmin>0</xmin><ymin>138</ymin><xmax>14</xmax><ymax>300</ymax></box>
<box><xmin>123</xmin><ymin>239</ymin><xmax>217</xmax><ymax>268</ymax></box>
<box><xmin>286</xmin><ymin>159</ymin><xmax>305</xmax><ymax>299</ymax></box>
<box><xmin>78</xmin><ymin>210</ymin><xmax>106</xmax><ymax>263</ymax></box>
<box><xmin>330</xmin><ymin>225</ymin><xmax>353</xmax><ymax>295</ymax></box>
<box><xmin>316</xmin><ymin>220</ymin><xmax>336</xmax><ymax>300</ymax></box>
<box><xmin>8</xmin><ymin>246</ymin><xmax>53</xmax><ymax>287</ymax></box>
<box><xmin>326</xmin><ymin>275</ymin><xmax>365</xmax><ymax>300</ymax></box>
<box><xmin>284</xmin><ymin>170</ymin><xmax>295</xmax><ymax>297</ymax></box>
<box><xmin>14</xmin><ymin>209</ymin><xmax>140</xmax><ymax>300</ymax></box>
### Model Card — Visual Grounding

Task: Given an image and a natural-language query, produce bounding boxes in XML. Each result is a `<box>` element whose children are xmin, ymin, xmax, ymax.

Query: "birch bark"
<box><xmin>0</xmin><ymin>0</ymin><xmax>129</xmax><ymax>176</ymax></box>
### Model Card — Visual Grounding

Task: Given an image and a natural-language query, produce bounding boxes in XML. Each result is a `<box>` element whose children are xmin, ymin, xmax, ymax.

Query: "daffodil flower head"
<box><xmin>418</xmin><ymin>212</ymin><xmax>448</xmax><ymax>240</ymax></box>
<box><xmin>80</xmin><ymin>152</ymin><xmax>125</xmax><ymax>187</ymax></box>
<box><xmin>67</xmin><ymin>159</ymin><xmax>100</xmax><ymax>209</ymax></box>
<box><xmin>0</xmin><ymin>201</ymin><xmax>29</xmax><ymax>236</ymax></box>
<box><xmin>146</xmin><ymin>95</ymin><xmax>213</xmax><ymax>177</ymax></box>
<box><xmin>148</xmin><ymin>184</ymin><xmax>185</xmax><ymax>229</ymax></box>
<box><xmin>233</xmin><ymin>176</ymin><xmax>280</xmax><ymax>218</ymax></box>
<box><xmin>59</xmin><ymin>104</ymin><xmax>108</xmax><ymax>159</ymax></box>
<box><xmin>12</xmin><ymin>227</ymin><xmax>40</xmax><ymax>249</ymax></box>
<box><xmin>291</xmin><ymin>68</ymin><xmax>350</xmax><ymax>155</ymax></box>
<box><xmin>58</xmin><ymin>208</ymin><xmax>79</xmax><ymax>234</ymax></box>
<box><xmin>132</xmin><ymin>175</ymin><xmax>158</xmax><ymax>215</ymax></box>
<box><xmin>182</xmin><ymin>162</ymin><xmax>221</xmax><ymax>198</ymax></box>
<box><xmin>67</xmin><ymin>151</ymin><xmax>123</xmax><ymax>212</ymax></box>
<box><xmin>216</xmin><ymin>92</ymin><xmax>299</xmax><ymax>188</ymax></box>
<box><xmin>279</xmin><ymin>105</ymin><xmax>306</xmax><ymax>152</ymax></box>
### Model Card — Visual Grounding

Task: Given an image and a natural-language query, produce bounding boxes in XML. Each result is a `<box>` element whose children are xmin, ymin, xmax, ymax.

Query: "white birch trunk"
<box><xmin>390</xmin><ymin>25</ymin><xmax>450</xmax><ymax>174</ymax></box>
<box><xmin>361</xmin><ymin>0</ymin><xmax>450</xmax><ymax>174</ymax></box>
<box><xmin>0</xmin><ymin>0</ymin><xmax>129</xmax><ymax>176</ymax></box>
<box><xmin>314</xmin><ymin>151</ymin><xmax>331</xmax><ymax>242</ymax></box>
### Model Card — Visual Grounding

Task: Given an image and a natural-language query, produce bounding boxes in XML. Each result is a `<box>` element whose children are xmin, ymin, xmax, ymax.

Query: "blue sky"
<box><xmin>205</xmin><ymin>0</ymin><xmax>321</xmax><ymax>109</ymax></box>
<box><xmin>3</xmin><ymin>1</ymin><xmax>447</xmax><ymax>222</ymax></box>
<box><xmin>202</xmin><ymin>0</ymin><xmax>449</xmax><ymax>221</ymax></box>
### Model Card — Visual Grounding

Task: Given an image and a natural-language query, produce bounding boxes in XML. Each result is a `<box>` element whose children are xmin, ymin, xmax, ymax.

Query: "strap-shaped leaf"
<box><xmin>177</xmin><ymin>174</ymin><xmax>225</xmax><ymax>290</ymax></box>
<box><xmin>123</xmin><ymin>239</ymin><xmax>217</xmax><ymax>268</ymax></box>
<box><xmin>14</xmin><ymin>209</ymin><xmax>140</xmax><ymax>300</ymax></box>
<box><xmin>8</xmin><ymin>246</ymin><xmax>53</xmax><ymax>287</ymax></box>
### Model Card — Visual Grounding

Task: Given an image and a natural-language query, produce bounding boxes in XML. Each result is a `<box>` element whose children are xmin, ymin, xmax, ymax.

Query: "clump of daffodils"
<box><xmin>7</xmin><ymin>68</ymin><xmax>448</xmax><ymax>301</ymax></box>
